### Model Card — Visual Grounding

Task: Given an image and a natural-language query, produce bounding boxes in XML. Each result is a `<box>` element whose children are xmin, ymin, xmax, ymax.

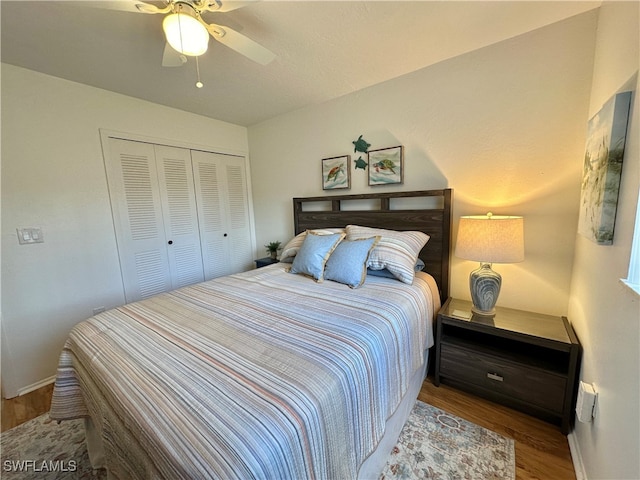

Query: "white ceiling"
<box><xmin>1</xmin><ymin>1</ymin><xmax>600</xmax><ymax>126</ymax></box>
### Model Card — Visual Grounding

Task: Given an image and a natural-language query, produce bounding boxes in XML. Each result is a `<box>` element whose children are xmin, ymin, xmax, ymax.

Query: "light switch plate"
<box><xmin>17</xmin><ymin>227</ymin><xmax>44</xmax><ymax>245</ymax></box>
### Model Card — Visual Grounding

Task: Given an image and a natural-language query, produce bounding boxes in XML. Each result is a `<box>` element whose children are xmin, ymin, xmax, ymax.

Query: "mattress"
<box><xmin>50</xmin><ymin>264</ymin><xmax>438</xmax><ymax>479</ymax></box>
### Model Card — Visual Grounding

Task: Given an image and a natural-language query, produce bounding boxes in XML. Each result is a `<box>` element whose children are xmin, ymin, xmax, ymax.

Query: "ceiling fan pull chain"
<box><xmin>195</xmin><ymin>56</ymin><xmax>204</xmax><ymax>89</ymax></box>
<box><xmin>176</xmin><ymin>3</ymin><xmax>185</xmax><ymax>53</ymax></box>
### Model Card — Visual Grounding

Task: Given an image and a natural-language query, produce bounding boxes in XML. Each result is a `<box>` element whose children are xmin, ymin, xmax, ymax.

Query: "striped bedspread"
<box><xmin>50</xmin><ymin>265</ymin><xmax>437</xmax><ymax>479</ymax></box>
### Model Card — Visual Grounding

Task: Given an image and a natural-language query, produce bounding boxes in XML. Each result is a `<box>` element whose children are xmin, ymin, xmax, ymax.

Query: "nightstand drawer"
<box><xmin>440</xmin><ymin>344</ymin><xmax>566</xmax><ymax>414</ymax></box>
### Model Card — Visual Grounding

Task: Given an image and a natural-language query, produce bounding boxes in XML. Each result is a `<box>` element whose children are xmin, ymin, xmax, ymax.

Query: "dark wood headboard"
<box><xmin>293</xmin><ymin>189</ymin><xmax>452</xmax><ymax>303</ymax></box>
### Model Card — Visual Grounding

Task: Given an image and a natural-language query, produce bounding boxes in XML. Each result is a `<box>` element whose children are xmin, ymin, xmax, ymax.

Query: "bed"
<box><xmin>50</xmin><ymin>189</ymin><xmax>452</xmax><ymax>479</ymax></box>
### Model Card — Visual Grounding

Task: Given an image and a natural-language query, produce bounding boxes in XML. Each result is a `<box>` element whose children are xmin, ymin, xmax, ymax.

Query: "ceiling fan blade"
<box><xmin>135</xmin><ymin>2</ymin><xmax>168</xmax><ymax>14</ymax></box>
<box><xmin>200</xmin><ymin>1</ymin><xmax>259</xmax><ymax>13</ymax></box>
<box><xmin>82</xmin><ymin>1</ymin><xmax>166</xmax><ymax>14</ymax></box>
<box><xmin>162</xmin><ymin>43</ymin><xmax>188</xmax><ymax>67</ymax></box>
<box><xmin>206</xmin><ymin>23</ymin><xmax>275</xmax><ymax>65</ymax></box>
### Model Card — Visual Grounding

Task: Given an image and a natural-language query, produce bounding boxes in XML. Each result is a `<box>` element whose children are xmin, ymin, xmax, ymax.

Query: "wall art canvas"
<box><xmin>578</xmin><ymin>91</ymin><xmax>632</xmax><ymax>245</ymax></box>
<box><xmin>368</xmin><ymin>146</ymin><xmax>403</xmax><ymax>186</ymax></box>
<box><xmin>322</xmin><ymin>155</ymin><xmax>351</xmax><ymax>190</ymax></box>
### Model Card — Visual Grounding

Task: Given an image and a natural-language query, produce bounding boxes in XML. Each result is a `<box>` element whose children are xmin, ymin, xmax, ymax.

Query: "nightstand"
<box><xmin>255</xmin><ymin>257</ymin><xmax>279</xmax><ymax>268</ymax></box>
<box><xmin>434</xmin><ymin>298</ymin><xmax>581</xmax><ymax>434</ymax></box>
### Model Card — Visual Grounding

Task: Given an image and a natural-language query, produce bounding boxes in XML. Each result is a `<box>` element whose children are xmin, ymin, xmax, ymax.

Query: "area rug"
<box><xmin>380</xmin><ymin>401</ymin><xmax>515</xmax><ymax>479</ymax></box>
<box><xmin>1</xmin><ymin>400</ymin><xmax>514</xmax><ymax>480</ymax></box>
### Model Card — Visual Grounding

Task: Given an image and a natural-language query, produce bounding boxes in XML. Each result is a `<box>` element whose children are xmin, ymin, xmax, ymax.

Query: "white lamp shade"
<box><xmin>455</xmin><ymin>214</ymin><xmax>524</xmax><ymax>264</ymax></box>
<box><xmin>163</xmin><ymin>13</ymin><xmax>209</xmax><ymax>56</ymax></box>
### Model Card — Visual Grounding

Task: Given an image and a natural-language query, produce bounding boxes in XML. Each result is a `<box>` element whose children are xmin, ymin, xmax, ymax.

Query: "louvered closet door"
<box><xmin>154</xmin><ymin>145</ymin><xmax>205</xmax><ymax>289</ymax></box>
<box><xmin>191</xmin><ymin>151</ymin><xmax>253</xmax><ymax>279</ymax></box>
<box><xmin>224</xmin><ymin>158</ymin><xmax>253</xmax><ymax>273</ymax></box>
<box><xmin>105</xmin><ymin>138</ymin><xmax>172</xmax><ymax>302</ymax></box>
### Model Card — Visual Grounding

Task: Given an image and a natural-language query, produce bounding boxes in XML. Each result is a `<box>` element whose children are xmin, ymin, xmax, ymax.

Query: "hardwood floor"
<box><xmin>2</xmin><ymin>378</ymin><xmax>576</xmax><ymax>479</ymax></box>
<box><xmin>1</xmin><ymin>382</ymin><xmax>54</xmax><ymax>433</ymax></box>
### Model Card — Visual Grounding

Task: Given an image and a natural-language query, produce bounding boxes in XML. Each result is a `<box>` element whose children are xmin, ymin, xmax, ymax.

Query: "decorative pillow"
<box><xmin>367</xmin><ymin>259</ymin><xmax>425</xmax><ymax>278</ymax></box>
<box><xmin>325</xmin><ymin>236</ymin><xmax>380</xmax><ymax>288</ymax></box>
<box><xmin>280</xmin><ymin>228</ymin><xmax>345</xmax><ymax>263</ymax></box>
<box><xmin>289</xmin><ymin>231</ymin><xmax>345</xmax><ymax>281</ymax></box>
<box><xmin>346</xmin><ymin>225</ymin><xmax>429</xmax><ymax>284</ymax></box>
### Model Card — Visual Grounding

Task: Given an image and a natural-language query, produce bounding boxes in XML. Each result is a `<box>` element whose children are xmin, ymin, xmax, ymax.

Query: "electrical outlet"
<box><xmin>576</xmin><ymin>381</ymin><xmax>598</xmax><ymax>422</ymax></box>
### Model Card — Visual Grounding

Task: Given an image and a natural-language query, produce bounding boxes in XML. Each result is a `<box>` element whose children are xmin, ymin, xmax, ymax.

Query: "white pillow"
<box><xmin>346</xmin><ymin>225</ymin><xmax>429</xmax><ymax>284</ymax></box>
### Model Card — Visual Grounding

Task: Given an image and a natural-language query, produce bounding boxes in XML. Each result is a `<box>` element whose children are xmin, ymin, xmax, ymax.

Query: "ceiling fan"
<box><xmin>107</xmin><ymin>0</ymin><xmax>275</xmax><ymax>67</ymax></box>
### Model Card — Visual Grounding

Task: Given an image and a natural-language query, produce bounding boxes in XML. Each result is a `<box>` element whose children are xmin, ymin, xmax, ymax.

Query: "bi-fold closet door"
<box><xmin>105</xmin><ymin>137</ymin><xmax>252</xmax><ymax>303</ymax></box>
<box><xmin>191</xmin><ymin>150</ymin><xmax>253</xmax><ymax>280</ymax></box>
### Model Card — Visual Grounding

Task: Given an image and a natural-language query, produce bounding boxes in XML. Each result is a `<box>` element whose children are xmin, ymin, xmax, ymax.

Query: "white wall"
<box><xmin>249</xmin><ymin>12</ymin><xmax>598</xmax><ymax>316</ymax></box>
<box><xmin>568</xmin><ymin>2</ymin><xmax>640</xmax><ymax>479</ymax></box>
<box><xmin>1</xmin><ymin>64</ymin><xmax>249</xmax><ymax>398</ymax></box>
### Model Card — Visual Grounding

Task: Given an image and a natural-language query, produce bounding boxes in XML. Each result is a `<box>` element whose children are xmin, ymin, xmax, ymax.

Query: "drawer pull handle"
<box><xmin>487</xmin><ymin>372</ymin><xmax>504</xmax><ymax>382</ymax></box>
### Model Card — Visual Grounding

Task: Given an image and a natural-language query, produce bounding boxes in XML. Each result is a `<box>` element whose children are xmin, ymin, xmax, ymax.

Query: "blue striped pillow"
<box><xmin>346</xmin><ymin>225</ymin><xmax>429</xmax><ymax>284</ymax></box>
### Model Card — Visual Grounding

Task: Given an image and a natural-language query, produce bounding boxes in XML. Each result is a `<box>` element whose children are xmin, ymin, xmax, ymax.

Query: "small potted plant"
<box><xmin>265</xmin><ymin>241</ymin><xmax>282</xmax><ymax>260</ymax></box>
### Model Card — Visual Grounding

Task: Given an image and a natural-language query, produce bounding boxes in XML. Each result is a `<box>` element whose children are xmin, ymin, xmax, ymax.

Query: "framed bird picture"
<box><xmin>322</xmin><ymin>155</ymin><xmax>351</xmax><ymax>190</ymax></box>
<box><xmin>368</xmin><ymin>146</ymin><xmax>403</xmax><ymax>186</ymax></box>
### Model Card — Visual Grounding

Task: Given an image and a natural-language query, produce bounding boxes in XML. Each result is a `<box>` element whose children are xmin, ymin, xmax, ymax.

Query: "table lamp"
<box><xmin>455</xmin><ymin>213</ymin><xmax>524</xmax><ymax>315</ymax></box>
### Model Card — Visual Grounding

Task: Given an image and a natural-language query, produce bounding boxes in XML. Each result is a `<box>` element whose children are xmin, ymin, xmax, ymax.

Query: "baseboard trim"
<box><xmin>16</xmin><ymin>375</ymin><xmax>56</xmax><ymax>397</ymax></box>
<box><xmin>568</xmin><ymin>431</ymin><xmax>587</xmax><ymax>480</ymax></box>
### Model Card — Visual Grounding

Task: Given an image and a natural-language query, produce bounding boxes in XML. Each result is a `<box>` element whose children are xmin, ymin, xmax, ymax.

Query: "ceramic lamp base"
<box><xmin>469</xmin><ymin>263</ymin><xmax>501</xmax><ymax>316</ymax></box>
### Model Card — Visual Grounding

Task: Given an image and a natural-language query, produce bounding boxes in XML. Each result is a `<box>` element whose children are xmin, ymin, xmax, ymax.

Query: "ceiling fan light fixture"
<box><xmin>163</xmin><ymin>12</ymin><xmax>209</xmax><ymax>56</ymax></box>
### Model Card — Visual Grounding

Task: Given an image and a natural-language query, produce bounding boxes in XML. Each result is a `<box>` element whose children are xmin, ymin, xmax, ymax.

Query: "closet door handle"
<box><xmin>168</xmin><ymin>240</ymin><xmax>173</xmax><ymax>245</ymax></box>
